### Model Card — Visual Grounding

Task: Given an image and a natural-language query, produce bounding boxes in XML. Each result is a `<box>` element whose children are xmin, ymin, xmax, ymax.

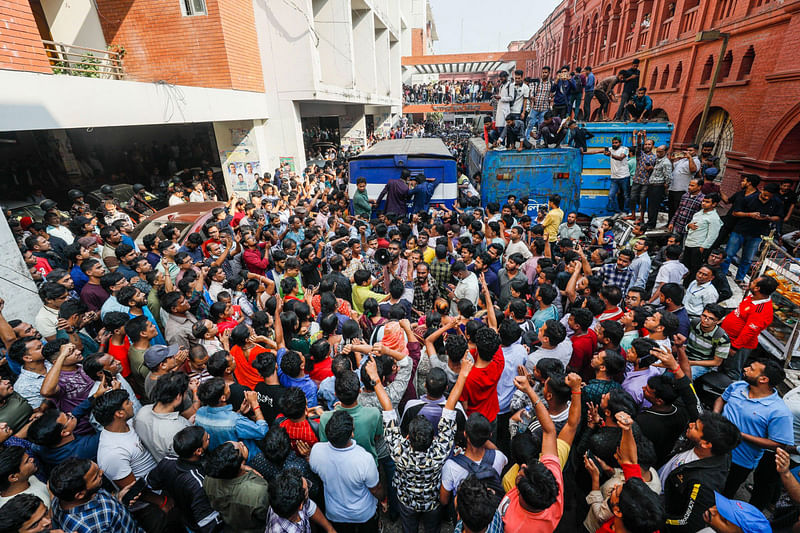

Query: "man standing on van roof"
<box><xmin>376</xmin><ymin>168</ymin><xmax>411</xmax><ymax>217</ymax></box>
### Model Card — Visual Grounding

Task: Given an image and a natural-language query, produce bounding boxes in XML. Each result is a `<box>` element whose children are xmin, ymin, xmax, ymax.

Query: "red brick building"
<box><xmin>522</xmin><ymin>0</ymin><xmax>800</xmax><ymax>193</ymax></box>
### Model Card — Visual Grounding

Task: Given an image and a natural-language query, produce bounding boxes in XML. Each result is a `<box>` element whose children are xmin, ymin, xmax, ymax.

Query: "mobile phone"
<box><xmin>121</xmin><ymin>477</ymin><xmax>148</xmax><ymax>507</ymax></box>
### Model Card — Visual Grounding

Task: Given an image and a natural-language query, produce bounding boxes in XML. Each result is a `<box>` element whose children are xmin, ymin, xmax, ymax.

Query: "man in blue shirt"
<box><xmin>582</xmin><ymin>66</ymin><xmax>596</xmax><ymax>121</ymax></box>
<box><xmin>194</xmin><ymin>377</ymin><xmax>268</xmax><ymax>463</ymax></box>
<box><xmin>625</xmin><ymin>87</ymin><xmax>653</xmax><ymax>121</ymax></box>
<box><xmin>408</xmin><ymin>173</ymin><xmax>444</xmax><ymax>216</ymax></box>
<box><xmin>715</xmin><ymin>357</ymin><xmax>794</xmax><ymax>507</ymax></box>
<box><xmin>550</xmin><ymin>66</ymin><xmax>576</xmax><ymax>119</ymax></box>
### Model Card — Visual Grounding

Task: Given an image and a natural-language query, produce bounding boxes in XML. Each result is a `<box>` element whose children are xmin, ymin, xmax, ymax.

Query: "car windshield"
<box><xmin>134</xmin><ymin>220</ymin><xmax>192</xmax><ymax>247</ymax></box>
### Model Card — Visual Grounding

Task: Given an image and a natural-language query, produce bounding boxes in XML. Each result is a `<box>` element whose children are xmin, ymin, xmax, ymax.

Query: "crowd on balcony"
<box><xmin>403</xmin><ymin>80</ymin><xmax>498</xmax><ymax>104</ymax></box>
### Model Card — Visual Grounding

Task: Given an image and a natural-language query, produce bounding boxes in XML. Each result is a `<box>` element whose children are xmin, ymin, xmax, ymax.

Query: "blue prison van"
<box><xmin>348</xmin><ymin>138</ymin><xmax>458</xmax><ymax>210</ymax></box>
<box><xmin>473</xmin><ymin>121</ymin><xmax>674</xmax><ymax>218</ymax></box>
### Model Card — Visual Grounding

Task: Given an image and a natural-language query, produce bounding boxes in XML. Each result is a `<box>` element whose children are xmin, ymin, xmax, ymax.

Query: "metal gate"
<box><xmin>699</xmin><ymin>108</ymin><xmax>734</xmax><ymax>178</ymax></box>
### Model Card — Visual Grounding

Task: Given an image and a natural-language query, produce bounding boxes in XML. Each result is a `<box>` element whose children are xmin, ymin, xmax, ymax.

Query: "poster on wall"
<box><xmin>219</xmin><ymin>124</ymin><xmax>262</xmax><ymax>196</ymax></box>
<box><xmin>224</xmin><ymin>160</ymin><xmax>261</xmax><ymax>194</ymax></box>
<box><xmin>279</xmin><ymin>157</ymin><xmax>296</xmax><ymax>173</ymax></box>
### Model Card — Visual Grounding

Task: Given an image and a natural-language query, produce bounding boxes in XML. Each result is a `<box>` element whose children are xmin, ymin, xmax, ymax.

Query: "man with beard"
<box><xmin>50</xmin><ymin>458</ymin><xmax>140</xmax><ymax>532</ymax></box>
<box><xmin>557</xmin><ymin>212</ymin><xmax>583</xmax><ymax>241</ymax></box>
<box><xmin>715</xmin><ymin>357</ymin><xmax>793</xmax><ymax>508</ymax></box>
<box><xmin>497</xmin><ymin>253</ymin><xmax>527</xmax><ymax>310</ymax></box>
<box><xmin>99</xmin><ymin>225</ymin><xmax>123</xmax><ymax>272</ymax></box>
<box><xmin>381</xmin><ymin>241</ymin><xmax>408</xmax><ymax>293</ymax></box>
<box><xmin>34</xmin><ymin>282</ymin><xmax>68</xmax><ymax>342</ymax></box>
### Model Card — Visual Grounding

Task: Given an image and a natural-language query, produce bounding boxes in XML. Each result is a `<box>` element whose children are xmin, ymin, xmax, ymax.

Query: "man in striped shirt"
<box><xmin>685</xmin><ymin>303</ymin><xmax>730</xmax><ymax>381</ymax></box>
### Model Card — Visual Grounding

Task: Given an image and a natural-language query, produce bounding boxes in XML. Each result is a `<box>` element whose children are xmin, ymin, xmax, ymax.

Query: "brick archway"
<box><xmin>760</xmin><ymin>102</ymin><xmax>800</xmax><ymax>162</ymax></box>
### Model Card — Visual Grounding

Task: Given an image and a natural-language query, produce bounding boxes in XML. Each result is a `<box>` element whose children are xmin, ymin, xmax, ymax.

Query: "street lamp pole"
<box><xmin>694</xmin><ymin>30</ymin><xmax>730</xmax><ymax>145</ymax></box>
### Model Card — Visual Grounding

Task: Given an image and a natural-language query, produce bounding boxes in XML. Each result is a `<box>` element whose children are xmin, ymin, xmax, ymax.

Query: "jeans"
<box><xmin>615</xmin><ymin>91</ymin><xmax>633</xmax><ymax>120</ymax></box>
<box><xmin>690</xmin><ymin>365</ymin><xmax>713</xmax><ymax>381</ymax></box>
<box><xmin>569</xmin><ymin>93</ymin><xmax>582</xmax><ymax>117</ymax></box>
<box><xmin>630</xmin><ymin>182</ymin><xmax>648</xmax><ymax>216</ymax></box>
<box><xmin>525</xmin><ymin>110</ymin><xmax>547</xmax><ymax>141</ymax></box>
<box><xmin>721</xmin><ymin>232</ymin><xmax>762</xmax><ymax>281</ymax></box>
<box><xmin>583</xmin><ymin>90</ymin><xmax>594</xmax><ymax>121</ymax></box>
<box><xmin>397</xmin><ymin>500</ymin><xmax>442</xmax><ymax>533</ymax></box>
<box><xmin>330</xmin><ymin>514</ymin><xmax>379</xmax><ymax>533</ymax></box>
<box><xmin>608</xmin><ymin>178</ymin><xmax>630</xmax><ymax>213</ymax></box>
<box><xmin>668</xmin><ymin>190</ymin><xmax>686</xmax><ymax>222</ymax></box>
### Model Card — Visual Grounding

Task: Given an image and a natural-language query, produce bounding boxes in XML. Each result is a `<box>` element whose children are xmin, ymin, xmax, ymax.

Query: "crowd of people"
<box><xmin>0</xmin><ymin>126</ymin><xmax>799</xmax><ymax>533</ymax></box>
<box><xmin>405</xmin><ymin>59</ymin><xmax>654</xmax><ymax>127</ymax></box>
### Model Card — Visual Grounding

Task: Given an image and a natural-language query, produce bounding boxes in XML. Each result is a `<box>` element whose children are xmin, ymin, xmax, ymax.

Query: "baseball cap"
<box><xmin>704</xmin><ymin>167</ymin><xmax>719</xmax><ymax>177</ymax></box>
<box><xmin>143</xmin><ymin>344</ymin><xmax>180</xmax><ymax>370</ymax></box>
<box><xmin>713</xmin><ymin>492</ymin><xmax>770</xmax><ymax>533</ymax></box>
<box><xmin>19</xmin><ymin>216</ymin><xmax>33</xmax><ymax>230</ymax></box>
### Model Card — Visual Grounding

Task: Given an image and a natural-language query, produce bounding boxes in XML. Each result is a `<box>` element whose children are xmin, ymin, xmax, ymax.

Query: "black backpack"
<box><xmin>451</xmin><ymin>449</ymin><xmax>506</xmax><ymax>502</ymax></box>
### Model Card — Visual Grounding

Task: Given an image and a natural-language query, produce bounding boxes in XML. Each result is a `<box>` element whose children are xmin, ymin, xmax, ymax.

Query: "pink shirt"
<box><xmin>499</xmin><ymin>454</ymin><xmax>563</xmax><ymax>533</ymax></box>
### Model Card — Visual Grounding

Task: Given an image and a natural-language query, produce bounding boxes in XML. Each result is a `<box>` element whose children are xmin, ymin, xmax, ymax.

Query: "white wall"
<box><xmin>0</xmin><ymin>213</ymin><xmax>41</xmax><ymax>324</ymax></box>
<box><xmin>312</xmin><ymin>0</ymin><xmax>355</xmax><ymax>88</ymax></box>
<box><xmin>0</xmin><ymin>70</ymin><xmax>269</xmax><ymax>132</ymax></box>
<box><xmin>40</xmin><ymin>0</ymin><xmax>107</xmax><ymax>50</ymax></box>
<box><xmin>352</xmin><ymin>9</ymin><xmax>377</xmax><ymax>94</ymax></box>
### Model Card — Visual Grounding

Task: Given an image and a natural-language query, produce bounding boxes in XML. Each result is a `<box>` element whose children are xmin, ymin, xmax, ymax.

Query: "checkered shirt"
<box><xmin>599</xmin><ymin>263</ymin><xmax>634</xmax><ymax>289</ymax></box>
<box><xmin>413</xmin><ymin>275</ymin><xmax>439</xmax><ymax>315</ymax></box>
<box><xmin>529</xmin><ymin>81</ymin><xmax>551</xmax><ymax>112</ymax></box>
<box><xmin>430</xmin><ymin>259</ymin><xmax>452</xmax><ymax>295</ymax></box>
<box><xmin>670</xmin><ymin>192</ymin><xmax>705</xmax><ymax>235</ymax></box>
<box><xmin>634</xmin><ymin>150</ymin><xmax>657</xmax><ymax>185</ymax></box>
<box><xmin>52</xmin><ymin>489</ymin><xmax>143</xmax><ymax>533</ymax></box>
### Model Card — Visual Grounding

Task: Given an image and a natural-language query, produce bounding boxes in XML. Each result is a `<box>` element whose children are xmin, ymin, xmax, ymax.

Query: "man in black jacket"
<box><xmin>146</xmin><ymin>426</ymin><xmax>224</xmax><ymax>533</ymax></box>
<box><xmin>660</xmin><ymin>411</ymin><xmax>741</xmax><ymax>532</ymax></box>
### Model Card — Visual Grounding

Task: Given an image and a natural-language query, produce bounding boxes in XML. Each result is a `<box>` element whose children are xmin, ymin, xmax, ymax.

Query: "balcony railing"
<box><xmin>42</xmin><ymin>40</ymin><xmax>125</xmax><ymax>80</ymax></box>
<box><xmin>623</xmin><ymin>33</ymin><xmax>634</xmax><ymax>54</ymax></box>
<box><xmin>679</xmin><ymin>6</ymin><xmax>699</xmax><ymax>35</ymax></box>
<box><xmin>658</xmin><ymin>17</ymin><xmax>673</xmax><ymax>42</ymax></box>
<box><xmin>638</xmin><ymin>29</ymin><xmax>649</xmax><ymax>48</ymax></box>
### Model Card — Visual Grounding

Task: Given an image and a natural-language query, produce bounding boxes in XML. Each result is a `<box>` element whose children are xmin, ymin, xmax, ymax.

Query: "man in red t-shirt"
<box><xmin>568</xmin><ymin>308</ymin><xmax>596</xmax><ymax>376</ymax></box>
<box><xmin>460</xmin><ymin>327</ymin><xmax>504</xmax><ymax>428</ymax></box>
<box><xmin>720</xmin><ymin>275</ymin><xmax>778</xmax><ymax>378</ymax></box>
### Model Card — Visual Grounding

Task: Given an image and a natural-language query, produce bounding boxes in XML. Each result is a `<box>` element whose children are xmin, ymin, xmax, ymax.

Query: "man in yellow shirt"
<box><xmin>542</xmin><ymin>194</ymin><xmax>564</xmax><ymax>243</ymax></box>
<box><xmin>351</xmin><ymin>269</ymin><xmax>389</xmax><ymax>314</ymax></box>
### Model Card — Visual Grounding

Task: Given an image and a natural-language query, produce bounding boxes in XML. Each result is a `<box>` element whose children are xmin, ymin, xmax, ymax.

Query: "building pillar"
<box><xmin>0</xmin><ymin>211</ymin><xmax>40</xmax><ymax>323</ymax></box>
<box><xmin>339</xmin><ymin>105</ymin><xmax>367</xmax><ymax>151</ymax></box>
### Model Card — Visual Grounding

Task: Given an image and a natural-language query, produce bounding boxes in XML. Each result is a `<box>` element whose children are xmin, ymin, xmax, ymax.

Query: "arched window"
<box><xmin>720</xmin><ymin>50</ymin><xmax>733</xmax><ymax>80</ymax></box>
<box><xmin>738</xmin><ymin>46</ymin><xmax>755</xmax><ymax>79</ymax></box>
<box><xmin>660</xmin><ymin>64</ymin><xmax>670</xmax><ymax>90</ymax></box>
<box><xmin>650</xmin><ymin>66</ymin><xmax>659</xmax><ymax>89</ymax></box>
<box><xmin>672</xmin><ymin>61</ymin><xmax>683</xmax><ymax>87</ymax></box>
<box><xmin>700</xmin><ymin>55</ymin><xmax>714</xmax><ymax>84</ymax></box>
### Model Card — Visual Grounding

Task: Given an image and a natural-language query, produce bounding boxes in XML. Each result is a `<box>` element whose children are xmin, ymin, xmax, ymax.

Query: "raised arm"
<box><xmin>558</xmin><ymin>372</ymin><xmax>583</xmax><ymax>446</ymax></box>
<box><xmin>479</xmin><ymin>273</ymin><xmax>497</xmax><ymax>331</ymax></box>
<box><xmin>514</xmin><ymin>366</ymin><xmax>557</xmax><ymax>457</ymax></box>
<box><xmin>41</xmin><ymin>342</ymin><xmax>75</xmax><ymax>397</ymax></box>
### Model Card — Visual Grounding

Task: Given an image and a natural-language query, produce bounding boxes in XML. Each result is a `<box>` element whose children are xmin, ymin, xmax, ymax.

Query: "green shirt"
<box><xmin>351</xmin><ymin>284</ymin><xmax>388</xmax><ymax>314</ymax></box>
<box><xmin>318</xmin><ymin>404</ymin><xmax>383</xmax><ymax>462</ymax></box>
<box><xmin>0</xmin><ymin>392</ymin><xmax>33</xmax><ymax>433</ymax></box>
<box><xmin>203</xmin><ymin>471</ymin><xmax>269</xmax><ymax>533</ymax></box>
<box><xmin>353</xmin><ymin>190</ymin><xmax>372</xmax><ymax>219</ymax></box>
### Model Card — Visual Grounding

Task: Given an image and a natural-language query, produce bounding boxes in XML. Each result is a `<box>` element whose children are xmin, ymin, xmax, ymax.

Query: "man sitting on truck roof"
<box><xmin>494</xmin><ymin>117</ymin><xmax>532</xmax><ymax>152</ymax></box>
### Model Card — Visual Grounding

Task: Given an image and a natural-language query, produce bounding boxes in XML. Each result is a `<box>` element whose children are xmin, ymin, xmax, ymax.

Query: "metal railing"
<box><xmin>41</xmin><ymin>40</ymin><xmax>125</xmax><ymax>80</ymax></box>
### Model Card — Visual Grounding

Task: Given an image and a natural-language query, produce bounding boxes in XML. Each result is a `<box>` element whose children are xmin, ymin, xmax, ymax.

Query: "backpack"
<box><xmin>451</xmin><ymin>449</ymin><xmax>506</xmax><ymax>502</ymax></box>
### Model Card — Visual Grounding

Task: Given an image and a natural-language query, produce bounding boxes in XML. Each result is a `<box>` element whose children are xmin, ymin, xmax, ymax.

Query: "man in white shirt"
<box><xmin>683</xmin><ymin>193</ymin><xmax>723</xmax><ymax>281</ymax></box>
<box><xmin>668</xmin><ymin>145</ymin><xmax>701</xmax><ymax>221</ymax></box>
<box><xmin>448</xmin><ymin>262</ymin><xmax>479</xmax><ymax>316</ymax></box>
<box><xmin>509</xmin><ymin>69</ymin><xmax>529</xmax><ymax>121</ymax></box>
<box><xmin>93</xmin><ymin>389</ymin><xmax>158</xmax><ymax>492</ymax></box>
<box><xmin>649</xmin><ymin>244</ymin><xmax>688</xmax><ymax>303</ymax></box>
<box><xmin>605</xmin><ymin>137</ymin><xmax>630</xmax><ymax>215</ymax></box>
<box><xmin>309</xmin><ymin>411</ymin><xmax>381</xmax><ymax>530</ymax></box>
<box><xmin>492</xmin><ymin>71</ymin><xmax>514</xmax><ymax>142</ymax></box>
<box><xmin>628</xmin><ymin>237</ymin><xmax>652</xmax><ymax>290</ymax></box>
<box><xmin>504</xmin><ymin>226</ymin><xmax>533</xmax><ymax>262</ymax></box>
<box><xmin>558</xmin><ymin>212</ymin><xmax>583</xmax><ymax>241</ymax></box>
<box><xmin>684</xmin><ymin>267</ymin><xmax>720</xmax><ymax>318</ymax></box>
<box><xmin>526</xmin><ymin>320</ymin><xmax>573</xmax><ymax>370</ymax></box>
